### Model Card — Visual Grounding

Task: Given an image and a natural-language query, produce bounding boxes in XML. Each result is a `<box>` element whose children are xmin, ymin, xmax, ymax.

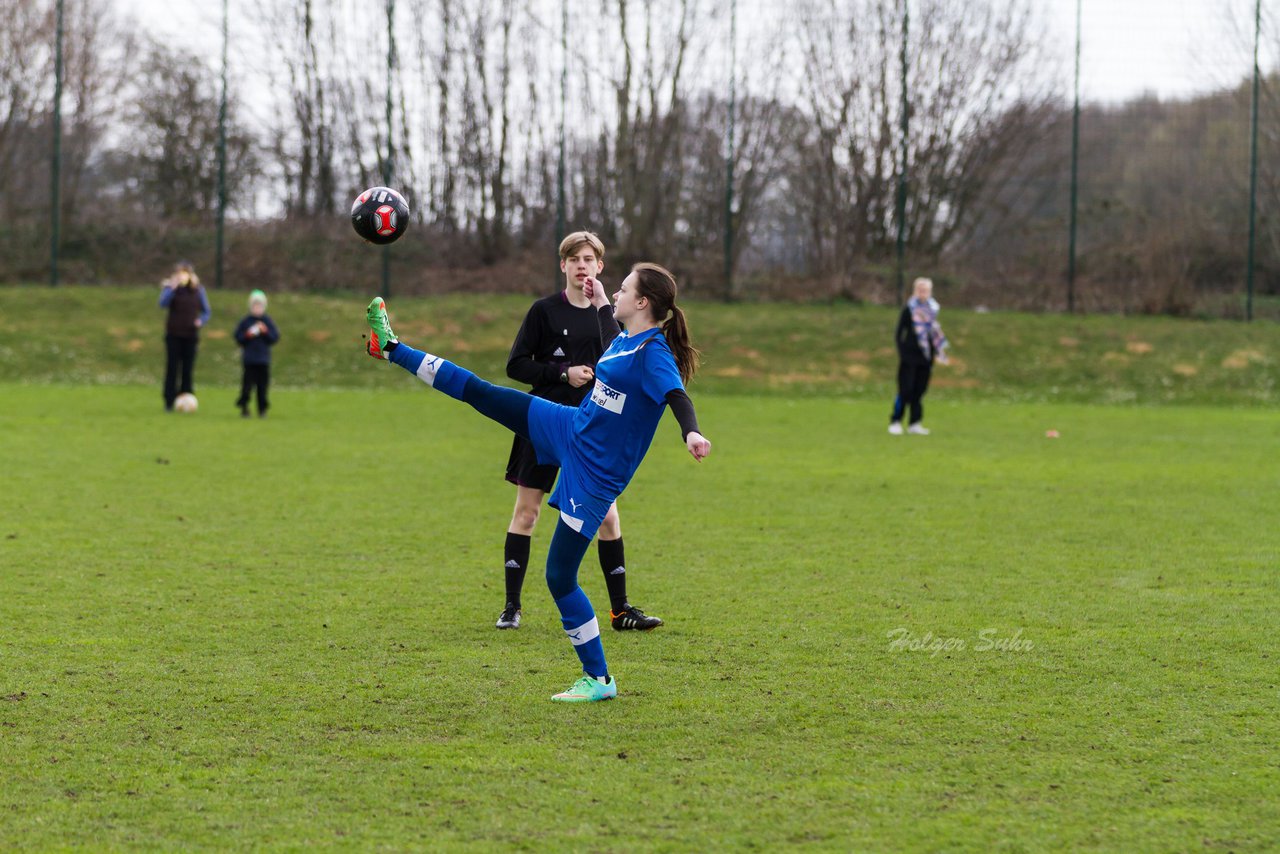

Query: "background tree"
<box><xmin>113</xmin><ymin>40</ymin><xmax>258</xmax><ymax>221</ymax></box>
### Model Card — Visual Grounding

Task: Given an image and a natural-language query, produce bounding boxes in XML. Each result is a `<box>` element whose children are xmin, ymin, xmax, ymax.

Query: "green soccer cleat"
<box><xmin>365</xmin><ymin>296</ymin><xmax>398</xmax><ymax>359</ymax></box>
<box><xmin>550</xmin><ymin>674</ymin><xmax>617</xmax><ymax>703</ymax></box>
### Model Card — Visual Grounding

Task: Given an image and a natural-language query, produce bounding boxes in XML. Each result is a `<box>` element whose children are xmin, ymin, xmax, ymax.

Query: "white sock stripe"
<box><xmin>565</xmin><ymin>617</ymin><xmax>600</xmax><ymax>646</ymax></box>
<box><xmin>415</xmin><ymin>354</ymin><xmax>442</xmax><ymax>386</ymax></box>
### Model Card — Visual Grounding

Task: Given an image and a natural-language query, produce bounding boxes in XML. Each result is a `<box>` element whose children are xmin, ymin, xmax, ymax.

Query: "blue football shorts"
<box><xmin>526</xmin><ymin>397</ymin><xmax>614</xmax><ymax>540</ymax></box>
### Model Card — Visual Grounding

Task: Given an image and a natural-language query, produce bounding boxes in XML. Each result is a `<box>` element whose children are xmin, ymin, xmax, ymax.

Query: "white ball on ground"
<box><xmin>173</xmin><ymin>393</ymin><xmax>198</xmax><ymax>414</ymax></box>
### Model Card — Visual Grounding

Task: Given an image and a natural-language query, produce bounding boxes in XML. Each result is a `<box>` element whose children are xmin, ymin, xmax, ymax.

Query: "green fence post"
<box><xmin>724</xmin><ymin>0</ymin><xmax>736</xmax><ymax>301</ymax></box>
<box><xmin>214</xmin><ymin>0</ymin><xmax>228</xmax><ymax>290</ymax></box>
<box><xmin>1246</xmin><ymin>0</ymin><xmax>1261</xmax><ymax>322</ymax></box>
<box><xmin>383</xmin><ymin>0</ymin><xmax>396</xmax><ymax>298</ymax></box>
<box><xmin>894</xmin><ymin>0</ymin><xmax>909</xmax><ymax>305</ymax></box>
<box><xmin>1067</xmin><ymin>0</ymin><xmax>1081</xmax><ymax>313</ymax></box>
<box><xmin>49</xmin><ymin>0</ymin><xmax>64</xmax><ymax>287</ymax></box>
<box><xmin>556</xmin><ymin>0</ymin><xmax>568</xmax><ymax>264</ymax></box>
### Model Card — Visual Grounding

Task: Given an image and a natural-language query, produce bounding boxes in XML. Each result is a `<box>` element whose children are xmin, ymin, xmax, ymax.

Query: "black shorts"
<box><xmin>505</xmin><ymin>434</ymin><xmax>560</xmax><ymax>493</ymax></box>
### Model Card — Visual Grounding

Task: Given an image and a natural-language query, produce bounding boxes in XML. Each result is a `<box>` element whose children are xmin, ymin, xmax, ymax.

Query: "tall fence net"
<box><xmin>3</xmin><ymin>0</ymin><xmax>1276</xmax><ymax>318</ymax></box>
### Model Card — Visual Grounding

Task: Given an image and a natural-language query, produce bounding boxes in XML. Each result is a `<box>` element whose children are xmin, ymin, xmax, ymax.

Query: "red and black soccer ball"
<box><xmin>351</xmin><ymin>186</ymin><xmax>410</xmax><ymax>245</ymax></box>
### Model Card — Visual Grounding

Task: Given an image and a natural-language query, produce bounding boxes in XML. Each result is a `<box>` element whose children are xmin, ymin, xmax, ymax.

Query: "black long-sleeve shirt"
<box><xmin>507</xmin><ymin>292</ymin><xmax>603</xmax><ymax>406</ymax></box>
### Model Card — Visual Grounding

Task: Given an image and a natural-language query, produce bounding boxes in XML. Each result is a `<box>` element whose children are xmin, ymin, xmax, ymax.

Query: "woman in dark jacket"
<box><xmin>889</xmin><ymin>277</ymin><xmax>949</xmax><ymax>435</ymax></box>
<box><xmin>158</xmin><ymin>261</ymin><xmax>211</xmax><ymax>411</ymax></box>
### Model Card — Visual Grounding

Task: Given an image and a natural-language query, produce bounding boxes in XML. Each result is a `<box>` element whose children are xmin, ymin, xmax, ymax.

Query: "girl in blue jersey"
<box><xmin>363</xmin><ymin>263</ymin><xmax>710</xmax><ymax>702</ymax></box>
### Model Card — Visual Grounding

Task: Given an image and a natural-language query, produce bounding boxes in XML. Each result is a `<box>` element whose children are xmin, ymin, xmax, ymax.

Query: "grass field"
<box><xmin>1</xmin><ymin>286</ymin><xmax>1278</xmax><ymax>850</ymax></box>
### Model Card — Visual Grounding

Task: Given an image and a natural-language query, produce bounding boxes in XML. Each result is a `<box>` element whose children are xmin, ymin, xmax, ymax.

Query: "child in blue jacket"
<box><xmin>233</xmin><ymin>290</ymin><xmax>280</xmax><ymax>418</ymax></box>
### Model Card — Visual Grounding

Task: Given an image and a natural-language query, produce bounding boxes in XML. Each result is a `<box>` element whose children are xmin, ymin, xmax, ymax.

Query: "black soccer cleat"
<box><xmin>495</xmin><ymin>604</ymin><xmax>521</xmax><ymax>630</ymax></box>
<box><xmin>610</xmin><ymin>604</ymin><xmax>663</xmax><ymax>631</ymax></box>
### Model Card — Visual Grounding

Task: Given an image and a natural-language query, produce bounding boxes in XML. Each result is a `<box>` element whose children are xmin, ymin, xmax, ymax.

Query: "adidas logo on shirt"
<box><xmin>553</xmin><ymin>347</ymin><xmax>565</xmax><ymax>357</ymax></box>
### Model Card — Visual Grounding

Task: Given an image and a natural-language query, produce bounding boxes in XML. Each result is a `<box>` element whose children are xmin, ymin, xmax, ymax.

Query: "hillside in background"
<box><xmin>1</xmin><ymin>285</ymin><xmax>1276</xmax><ymax>407</ymax></box>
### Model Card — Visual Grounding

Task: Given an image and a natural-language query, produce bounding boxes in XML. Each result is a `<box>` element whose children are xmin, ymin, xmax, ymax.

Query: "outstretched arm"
<box><xmin>666</xmin><ymin>389</ymin><xmax>710</xmax><ymax>461</ymax></box>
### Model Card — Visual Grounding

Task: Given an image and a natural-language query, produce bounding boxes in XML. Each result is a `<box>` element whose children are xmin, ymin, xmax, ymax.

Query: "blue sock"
<box><xmin>387</xmin><ymin>342</ymin><xmax>472</xmax><ymax>399</ymax></box>
<box><xmin>546</xmin><ymin>519</ymin><xmax>606</xmax><ymax>679</ymax></box>
<box><xmin>554</xmin><ymin>586</ymin><xmax>608</xmax><ymax>679</ymax></box>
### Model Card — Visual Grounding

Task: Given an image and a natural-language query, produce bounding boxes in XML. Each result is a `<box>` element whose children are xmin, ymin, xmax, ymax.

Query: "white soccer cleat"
<box><xmin>888</xmin><ymin>421</ymin><xmax>904</xmax><ymax>435</ymax></box>
<box><xmin>907</xmin><ymin>423</ymin><xmax>930</xmax><ymax>435</ymax></box>
<box><xmin>495</xmin><ymin>604</ymin><xmax>521</xmax><ymax>630</ymax></box>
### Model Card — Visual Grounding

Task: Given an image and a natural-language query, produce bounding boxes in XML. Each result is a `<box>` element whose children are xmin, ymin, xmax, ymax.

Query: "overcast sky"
<box><xmin>116</xmin><ymin>0</ymin><xmax>1270</xmax><ymax>104</ymax></box>
<box><xmin>1048</xmin><ymin>0</ymin><xmax>1266</xmax><ymax>101</ymax></box>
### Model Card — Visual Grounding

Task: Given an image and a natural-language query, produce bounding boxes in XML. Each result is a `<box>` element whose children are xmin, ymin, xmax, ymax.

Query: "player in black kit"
<box><xmin>495</xmin><ymin>231</ymin><xmax>664</xmax><ymax>633</ymax></box>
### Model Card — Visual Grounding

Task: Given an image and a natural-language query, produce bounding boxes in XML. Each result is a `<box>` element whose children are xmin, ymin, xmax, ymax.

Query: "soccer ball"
<box><xmin>173</xmin><ymin>393</ymin><xmax>198</xmax><ymax>413</ymax></box>
<box><xmin>351</xmin><ymin>186</ymin><xmax>410</xmax><ymax>245</ymax></box>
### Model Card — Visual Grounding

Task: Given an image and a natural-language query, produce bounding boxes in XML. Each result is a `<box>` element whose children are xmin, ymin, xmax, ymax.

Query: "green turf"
<box><xmin>2</xmin><ymin>382</ymin><xmax>1277</xmax><ymax>851</ymax></box>
<box><xmin>1</xmin><ymin>284</ymin><xmax>1277</xmax><ymax>405</ymax></box>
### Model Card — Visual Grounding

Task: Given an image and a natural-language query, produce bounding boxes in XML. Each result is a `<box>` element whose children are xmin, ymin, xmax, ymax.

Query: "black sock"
<box><xmin>598</xmin><ymin>537</ymin><xmax>628</xmax><ymax>613</ymax></box>
<box><xmin>504</xmin><ymin>532</ymin><xmax>531</xmax><ymax>609</ymax></box>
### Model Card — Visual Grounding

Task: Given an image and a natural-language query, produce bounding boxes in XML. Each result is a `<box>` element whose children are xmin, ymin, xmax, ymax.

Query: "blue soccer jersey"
<box><xmin>569</xmin><ymin>327</ymin><xmax>684</xmax><ymax>497</ymax></box>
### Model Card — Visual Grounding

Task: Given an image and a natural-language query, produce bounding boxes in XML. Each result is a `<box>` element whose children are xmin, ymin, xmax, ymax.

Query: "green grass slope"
<box><xmin>1</xmin><ymin>284</ymin><xmax>1277</xmax><ymax>405</ymax></box>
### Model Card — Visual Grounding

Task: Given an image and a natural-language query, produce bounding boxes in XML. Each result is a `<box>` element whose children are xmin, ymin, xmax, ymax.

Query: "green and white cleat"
<box><xmin>365</xmin><ymin>296</ymin><xmax>398</xmax><ymax>359</ymax></box>
<box><xmin>550</xmin><ymin>674</ymin><xmax>617</xmax><ymax>703</ymax></box>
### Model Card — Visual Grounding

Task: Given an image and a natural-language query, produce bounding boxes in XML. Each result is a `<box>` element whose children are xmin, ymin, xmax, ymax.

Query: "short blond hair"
<box><xmin>558</xmin><ymin>231</ymin><xmax>605</xmax><ymax>261</ymax></box>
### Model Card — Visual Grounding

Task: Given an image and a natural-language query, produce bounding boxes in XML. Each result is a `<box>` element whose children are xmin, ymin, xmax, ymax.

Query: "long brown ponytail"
<box><xmin>631</xmin><ymin>262</ymin><xmax>700</xmax><ymax>385</ymax></box>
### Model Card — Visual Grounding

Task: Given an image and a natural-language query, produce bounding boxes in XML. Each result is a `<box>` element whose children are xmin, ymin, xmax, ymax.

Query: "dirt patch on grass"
<box><xmin>932</xmin><ymin>377</ymin><xmax>981</xmax><ymax>389</ymax></box>
<box><xmin>397</xmin><ymin>322</ymin><xmax>439</xmax><ymax>338</ymax></box>
<box><xmin>709</xmin><ymin>366</ymin><xmax>760</xmax><ymax>379</ymax></box>
<box><xmin>1172</xmin><ymin>363</ymin><xmax>1198</xmax><ymax>377</ymax></box>
<box><xmin>205</xmin><ymin>329</ymin><xmax>228</xmax><ymax>340</ymax></box>
<box><xmin>1125</xmin><ymin>341</ymin><xmax>1153</xmax><ymax>355</ymax></box>
<box><xmin>307</xmin><ymin>330</ymin><xmax>333</xmax><ymax>343</ymax></box>
<box><xmin>1221</xmin><ymin>349</ymin><xmax>1265</xmax><ymax>369</ymax></box>
<box><xmin>124</xmin><ymin>339</ymin><xmax>145</xmax><ymax>353</ymax></box>
<box><xmin>768</xmin><ymin>371</ymin><xmax>832</xmax><ymax>385</ymax></box>
<box><xmin>1058</xmin><ymin>336</ymin><xmax>1079</xmax><ymax>347</ymax></box>
<box><xmin>844</xmin><ymin>364</ymin><xmax>871</xmax><ymax>379</ymax></box>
